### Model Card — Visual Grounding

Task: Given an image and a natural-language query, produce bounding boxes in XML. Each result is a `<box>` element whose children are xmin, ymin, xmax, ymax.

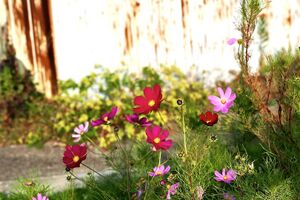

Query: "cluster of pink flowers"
<box><xmin>57</xmin><ymin>83</ymin><xmax>239</xmax><ymax>199</ymax></box>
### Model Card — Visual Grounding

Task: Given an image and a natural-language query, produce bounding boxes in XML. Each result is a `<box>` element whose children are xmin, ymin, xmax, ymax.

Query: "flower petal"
<box><xmin>214</xmin><ymin>170</ymin><xmax>222</xmax><ymax>178</ymax></box>
<box><xmin>217</xmin><ymin>87</ymin><xmax>225</xmax><ymax>99</ymax></box>
<box><xmin>151</xmin><ymin>126</ymin><xmax>161</xmax><ymax>138</ymax></box>
<box><xmin>163</xmin><ymin>165</ymin><xmax>171</xmax><ymax>174</ymax></box>
<box><xmin>108</xmin><ymin>107</ymin><xmax>118</xmax><ymax>119</ymax></box>
<box><xmin>224</xmin><ymin>87</ymin><xmax>232</xmax><ymax>99</ymax></box>
<box><xmin>159</xmin><ymin>139</ymin><xmax>173</xmax><ymax>150</ymax></box>
<box><xmin>208</xmin><ymin>95</ymin><xmax>221</xmax><ymax>105</ymax></box>
<box><xmin>134</xmin><ymin>96</ymin><xmax>147</xmax><ymax>106</ymax></box>
<box><xmin>228</xmin><ymin>93</ymin><xmax>236</xmax><ymax>102</ymax></box>
<box><xmin>227</xmin><ymin>38</ymin><xmax>237</xmax><ymax>45</ymax></box>
<box><xmin>160</xmin><ymin>130</ymin><xmax>169</xmax><ymax>140</ymax></box>
<box><xmin>213</xmin><ymin>104</ymin><xmax>223</xmax><ymax>112</ymax></box>
<box><xmin>146</xmin><ymin>127</ymin><xmax>155</xmax><ymax>141</ymax></box>
<box><xmin>83</xmin><ymin>121</ymin><xmax>89</xmax><ymax>132</ymax></box>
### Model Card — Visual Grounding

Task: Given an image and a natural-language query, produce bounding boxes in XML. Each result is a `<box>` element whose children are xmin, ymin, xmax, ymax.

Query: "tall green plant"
<box><xmin>236</xmin><ymin>0</ymin><xmax>300</xmax><ymax>170</ymax></box>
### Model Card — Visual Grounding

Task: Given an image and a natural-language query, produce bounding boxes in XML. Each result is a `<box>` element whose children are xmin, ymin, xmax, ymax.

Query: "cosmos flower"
<box><xmin>196</xmin><ymin>186</ymin><xmax>204</xmax><ymax>200</ymax></box>
<box><xmin>125</xmin><ymin>113</ymin><xmax>152</xmax><ymax>127</ymax></box>
<box><xmin>166</xmin><ymin>182</ymin><xmax>180</xmax><ymax>199</ymax></box>
<box><xmin>208</xmin><ymin>87</ymin><xmax>236</xmax><ymax>113</ymax></box>
<box><xmin>146</xmin><ymin>126</ymin><xmax>173</xmax><ymax>151</ymax></box>
<box><xmin>91</xmin><ymin>107</ymin><xmax>118</xmax><ymax>127</ymax></box>
<box><xmin>227</xmin><ymin>38</ymin><xmax>243</xmax><ymax>45</ymax></box>
<box><xmin>214</xmin><ymin>169</ymin><xmax>237</xmax><ymax>184</ymax></box>
<box><xmin>227</xmin><ymin>38</ymin><xmax>237</xmax><ymax>45</ymax></box>
<box><xmin>136</xmin><ymin>189</ymin><xmax>143</xmax><ymax>200</ymax></box>
<box><xmin>223</xmin><ymin>193</ymin><xmax>236</xmax><ymax>200</ymax></box>
<box><xmin>32</xmin><ymin>193</ymin><xmax>49</xmax><ymax>200</ymax></box>
<box><xmin>149</xmin><ymin>165</ymin><xmax>170</xmax><ymax>177</ymax></box>
<box><xmin>199</xmin><ymin>111</ymin><xmax>218</xmax><ymax>126</ymax></box>
<box><xmin>63</xmin><ymin>143</ymin><xmax>87</xmax><ymax>169</ymax></box>
<box><xmin>133</xmin><ymin>84</ymin><xmax>162</xmax><ymax>114</ymax></box>
<box><xmin>72</xmin><ymin>121</ymin><xmax>89</xmax><ymax>142</ymax></box>
<box><xmin>160</xmin><ymin>180</ymin><xmax>166</xmax><ymax>185</ymax></box>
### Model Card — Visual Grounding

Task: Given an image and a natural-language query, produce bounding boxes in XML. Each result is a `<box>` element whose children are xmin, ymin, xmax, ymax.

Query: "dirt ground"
<box><xmin>0</xmin><ymin>143</ymin><xmax>109</xmax><ymax>191</ymax></box>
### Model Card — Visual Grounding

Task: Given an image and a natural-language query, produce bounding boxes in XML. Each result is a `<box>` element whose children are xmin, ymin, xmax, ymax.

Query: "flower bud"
<box><xmin>177</xmin><ymin>99</ymin><xmax>183</xmax><ymax>106</ymax></box>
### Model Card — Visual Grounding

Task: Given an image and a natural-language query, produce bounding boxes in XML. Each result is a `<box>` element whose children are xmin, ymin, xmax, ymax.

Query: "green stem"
<box><xmin>181</xmin><ymin>106</ymin><xmax>188</xmax><ymax>155</ymax></box>
<box><xmin>158</xmin><ymin>150</ymin><xmax>162</xmax><ymax>166</ymax></box>
<box><xmin>112</xmin><ymin>127</ymin><xmax>131</xmax><ymax>200</ymax></box>
<box><xmin>81</xmin><ymin>162</ymin><xmax>106</xmax><ymax>178</ymax></box>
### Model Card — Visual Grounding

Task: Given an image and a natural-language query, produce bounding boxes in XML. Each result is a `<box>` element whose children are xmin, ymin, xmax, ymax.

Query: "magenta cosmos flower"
<box><xmin>63</xmin><ymin>143</ymin><xmax>87</xmax><ymax>169</ymax></box>
<box><xmin>208</xmin><ymin>87</ymin><xmax>236</xmax><ymax>113</ymax></box>
<box><xmin>166</xmin><ymin>182</ymin><xmax>179</xmax><ymax>199</ymax></box>
<box><xmin>149</xmin><ymin>165</ymin><xmax>170</xmax><ymax>177</ymax></box>
<box><xmin>72</xmin><ymin>121</ymin><xmax>89</xmax><ymax>142</ymax></box>
<box><xmin>214</xmin><ymin>169</ymin><xmax>237</xmax><ymax>184</ymax></box>
<box><xmin>133</xmin><ymin>84</ymin><xmax>163</xmax><ymax>114</ymax></box>
<box><xmin>146</xmin><ymin>126</ymin><xmax>173</xmax><ymax>151</ymax></box>
<box><xmin>91</xmin><ymin>107</ymin><xmax>118</xmax><ymax>127</ymax></box>
<box><xmin>32</xmin><ymin>193</ymin><xmax>49</xmax><ymax>200</ymax></box>
<box><xmin>125</xmin><ymin>113</ymin><xmax>152</xmax><ymax>127</ymax></box>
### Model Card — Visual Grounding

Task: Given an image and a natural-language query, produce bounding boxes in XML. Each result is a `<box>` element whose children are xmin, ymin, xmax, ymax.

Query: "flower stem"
<box><xmin>158</xmin><ymin>110</ymin><xmax>172</xmax><ymax>131</ymax></box>
<box><xmin>181</xmin><ymin>106</ymin><xmax>188</xmax><ymax>155</ymax></box>
<box><xmin>69</xmin><ymin>171</ymin><xmax>84</xmax><ymax>182</ymax></box>
<box><xmin>158</xmin><ymin>150</ymin><xmax>162</xmax><ymax>166</ymax></box>
<box><xmin>81</xmin><ymin>162</ymin><xmax>106</xmax><ymax>178</ymax></box>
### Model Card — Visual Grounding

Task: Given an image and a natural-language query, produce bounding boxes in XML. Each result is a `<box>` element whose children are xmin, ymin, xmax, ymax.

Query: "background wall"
<box><xmin>51</xmin><ymin>0</ymin><xmax>300</xmax><ymax>82</ymax></box>
<box><xmin>1</xmin><ymin>0</ymin><xmax>300</xmax><ymax>95</ymax></box>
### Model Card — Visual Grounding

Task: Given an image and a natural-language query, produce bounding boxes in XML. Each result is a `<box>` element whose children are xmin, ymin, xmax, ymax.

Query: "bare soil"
<box><xmin>0</xmin><ymin>142</ymin><xmax>108</xmax><ymax>182</ymax></box>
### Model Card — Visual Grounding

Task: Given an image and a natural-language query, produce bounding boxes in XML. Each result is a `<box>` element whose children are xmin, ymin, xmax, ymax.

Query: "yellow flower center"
<box><xmin>223</xmin><ymin>175</ymin><xmax>228</xmax><ymax>180</ymax></box>
<box><xmin>221</xmin><ymin>99</ymin><xmax>226</xmax><ymax>104</ymax></box>
<box><xmin>103</xmin><ymin>116</ymin><xmax>108</xmax><ymax>121</ymax></box>
<box><xmin>156</xmin><ymin>171</ymin><xmax>162</xmax><ymax>175</ymax></box>
<box><xmin>167</xmin><ymin>184</ymin><xmax>171</xmax><ymax>189</ymax></box>
<box><xmin>73</xmin><ymin>156</ymin><xmax>80</xmax><ymax>163</ymax></box>
<box><xmin>153</xmin><ymin>137</ymin><xmax>160</xmax><ymax>144</ymax></box>
<box><xmin>148</xmin><ymin>100</ymin><xmax>155</xmax><ymax>107</ymax></box>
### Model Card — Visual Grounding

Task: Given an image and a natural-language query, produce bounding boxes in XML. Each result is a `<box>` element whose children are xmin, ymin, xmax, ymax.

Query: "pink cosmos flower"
<box><xmin>196</xmin><ymin>186</ymin><xmax>204</xmax><ymax>200</ymax></box>
<box><xmin>208</xmin><ymin>87</ymin><xmax>236</xmax><ymax>113</ymax></box>
<box><xmin>166</xmin><ymin>182</ymin><xmax>179</xmax><ymax>199</ymax></box>
<box><xmin>136</xmin><ymin>189</ymin><xmax>143</xmax><ymax>199</ymax></box>
<box><xmin>149</xmin><ymin>165</ymin><xmax>170</xmax><ymax>177</ymax></box>
<box><xmin>146</xmin><ymin>126</ymin><xmax>173</xmax><ymax>151</ymax></box>
<box><xmin>32</xmin><ymin>193</ymin><xmax>49</xmax><ymax>200</ymax></box>
<box><xmin>91</xmin><ymin>107</ymin><xmax>118</xmax><ymax>127</ymax></box>
<box><xmin>72</xmin><ymin>121</ymin><xmax>89</xmax><ymax>142</ymax></box>
<box><xmin>125</xmin><ymin>113</ymin><xmax>152</xmax><ymax>127</ymax></box>
<box><xmin>214</xmin><ymin>169</ymin><xmax>237</xmax><ymax>184</ymax></box>
<box><xmin>227</xmin><ymin>38</ymin><xmax>237</xmax><ymax>45</ymax></box>
<box><xmin>223</xmin><ymin>193</ymin><xmax>236</xmax><ymax>200</ymax></box>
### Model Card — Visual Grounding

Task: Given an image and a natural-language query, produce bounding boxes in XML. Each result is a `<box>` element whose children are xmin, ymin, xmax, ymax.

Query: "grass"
<box><xmin>1</xmin><ymin>128</ymin><xmax>299</xmax><ymax>200</ymax></box>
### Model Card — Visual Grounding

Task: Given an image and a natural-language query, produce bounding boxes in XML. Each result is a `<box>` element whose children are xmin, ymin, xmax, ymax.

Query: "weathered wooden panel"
<box><xmin>0</xmin><ymin>0</ymin><xmax>57</xmax><ymax>97</ymax></box>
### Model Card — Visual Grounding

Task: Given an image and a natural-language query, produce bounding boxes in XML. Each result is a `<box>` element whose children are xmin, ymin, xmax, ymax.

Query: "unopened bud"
<box><xmin>177</xmin><ymin>99</ymin><xmax>183</xmax><ymax>106</ymax></box>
